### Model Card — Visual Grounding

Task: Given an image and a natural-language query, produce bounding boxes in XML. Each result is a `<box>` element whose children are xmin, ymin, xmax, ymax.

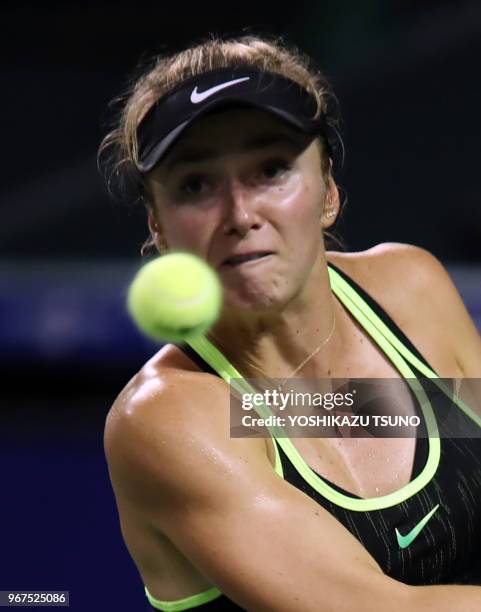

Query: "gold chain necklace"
<box><xmin>244</xmin><ymin>309</ymin><xmax>336</xmax><ymax>391</ymax></box>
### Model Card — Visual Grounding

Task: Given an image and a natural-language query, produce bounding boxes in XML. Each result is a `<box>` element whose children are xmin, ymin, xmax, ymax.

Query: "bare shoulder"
<box><xmin>327</xmin><ymin>242</ymin><xmax>475</xmax><ymax>377</ymax></box>
<box><xmin>105</xmin><ymin>344</ymin><xmax>229</xmax><ymax>442</ymax></box>
<box><xmin>104</xmin><ymin>346</ymin><xmax>268</xmax><ymax>515</ymax></box>
<box><xmin>104</xmin><ymin>353</ymin><xmax>399</xmax><ymax>611</ymax></box>
<box><xmin>328</xmin><ymin>241</ymin><xmax>446</xmax><ymax>285</ymax></box>
<box><xmin>327</xmin><ymin>241</ymin><xmax>449</xmax><ymax>308</ymax></box>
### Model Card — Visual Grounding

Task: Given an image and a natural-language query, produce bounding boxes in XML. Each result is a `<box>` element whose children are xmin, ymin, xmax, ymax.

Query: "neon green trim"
<box><xmin>272</xmin><ymin>432</ymin><xmax>284</xmax><ymax>477</ymax></box>
<box><xmin>188</xmin><ymin>292</ymin><xmax>441</xmax><ymax>510</ymax></box>
<box><xmin>327</xmin><ymin>267</ymin><xmax>440</xmax><ymax>379</ymax></box>
<box><xmin>186</xmin><ymin>336</ymin><xmax>287</xmax><ymax>438</ymax></box>
<box><xmin>188</xmin><ymin>276</ymin><xmax>439</xmax><ymax>510</ymax></box>
<box><xmin>145</xmin><ymin>585</ymin><xmax>221</xmax><ymax>611</ymax></box>
<box><xmin>272</xmin><ymin>357</ymin><xmax>440</xmax><ymax>510</ymax></box>
<box><xmin>186</xmin><ymin>337</ymin><xmax>285</xmax><ymax>477</ymax></box>
<box><xmin>327</xmin><ymin>266</ymin><xmax>481</xmax><ymax>430</ymax></box>
<box><xmin>186</xmin><ymin>264</ymin><xmax>481</xmax><ymax>511</ymax></box>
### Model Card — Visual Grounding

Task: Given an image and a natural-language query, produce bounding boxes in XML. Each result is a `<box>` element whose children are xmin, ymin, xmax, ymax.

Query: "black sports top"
<box><xmin>145</xmin><ymin>263</ymin><xmax>481</xmax><ymax>611</ymax></box>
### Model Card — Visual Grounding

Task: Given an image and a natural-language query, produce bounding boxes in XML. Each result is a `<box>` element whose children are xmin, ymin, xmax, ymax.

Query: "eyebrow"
<box><xmin>163</xmin><ymin>133</ymin><xmax>302</xmax><ymax>171</ymax></box>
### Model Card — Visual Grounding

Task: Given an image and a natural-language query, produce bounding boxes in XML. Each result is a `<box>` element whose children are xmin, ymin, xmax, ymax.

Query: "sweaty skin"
<box><xmin>105</xmin><ymin>108</ymin><xmax>481</xmax><ymax>610</ymax></box>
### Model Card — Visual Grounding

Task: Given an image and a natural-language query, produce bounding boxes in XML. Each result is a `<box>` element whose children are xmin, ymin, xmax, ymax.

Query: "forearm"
<box><xmin>408</xmin><ymin>583</ymin><xmax>481</xmax><ymax>611</ymax></box>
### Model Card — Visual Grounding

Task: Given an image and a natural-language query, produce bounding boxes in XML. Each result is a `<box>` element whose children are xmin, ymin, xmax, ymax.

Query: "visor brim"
<box><xmin>137</xmin><ymin>98</ymin><xmax>320</xmax><ymax>173</ymax></box>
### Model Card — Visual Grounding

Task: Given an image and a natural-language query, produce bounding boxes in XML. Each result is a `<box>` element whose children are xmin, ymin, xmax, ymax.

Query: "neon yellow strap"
<box><xmin>186</xmin><ymin>334</ymin><xmax>285</xmax><ymax>476</ymax></box>
<box><xmin>145</xmin><ymin>586</ymin><xmax>222</xmax><ymax>611</ymax></box>
<box><xmin>187</xmin><ymin>274</ymin><xmax>441</xmax><ymax>510</ymax></box>
<box><xmin>328</xmin><ymin>266</ymin><xmax>481</xmax><ymax>429</ymax></box>
<box><xmin>269</xmin><ymin>267</ymin><xmax>441</xmax><ymax>511</ymax></box>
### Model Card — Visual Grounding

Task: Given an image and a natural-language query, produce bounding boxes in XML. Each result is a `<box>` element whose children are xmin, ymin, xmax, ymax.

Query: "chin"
<box><xmin>223</xmin><ymin>284</ymin><xmax>291</xmax><ymax>313</ymax></box>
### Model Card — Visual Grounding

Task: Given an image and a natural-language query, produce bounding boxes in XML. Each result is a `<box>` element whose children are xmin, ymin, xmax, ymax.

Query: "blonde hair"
<box><xmin>98</xmin><ymin>34</ymin><xmax>345</xmax><ymax>253</ymax></box>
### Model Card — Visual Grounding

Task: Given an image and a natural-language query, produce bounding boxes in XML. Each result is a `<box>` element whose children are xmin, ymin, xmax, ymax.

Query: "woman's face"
<box><xmin>147</xmin><ymin>108</ymin><xmax>335</xmax><ymax>311</ymax></box>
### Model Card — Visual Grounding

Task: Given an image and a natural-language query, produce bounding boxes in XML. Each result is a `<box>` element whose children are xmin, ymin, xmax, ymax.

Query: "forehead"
<box><xmin>156</xmin><ymin>107</ymin><xmax>313</xmax><ymax>172</ymax></box>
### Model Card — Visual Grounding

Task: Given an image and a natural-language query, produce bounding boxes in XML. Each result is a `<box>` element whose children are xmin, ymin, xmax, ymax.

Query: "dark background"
<box><xmin>1</xmin><ymin>1</ymin><xmax>480</xmax><ymax>610</ymax></box>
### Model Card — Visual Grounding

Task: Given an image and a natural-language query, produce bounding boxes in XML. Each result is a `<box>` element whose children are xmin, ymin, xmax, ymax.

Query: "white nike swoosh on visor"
<box><xmin>190</xmin><ymin>77</ymin><xmax>250</xmax><ymax>104</ymax></box>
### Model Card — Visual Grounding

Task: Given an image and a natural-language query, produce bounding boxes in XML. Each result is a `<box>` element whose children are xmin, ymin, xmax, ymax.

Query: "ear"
<box><xmin>320</xmin><ymin>173</ymin><xmax>340</xmax><ymax>229</ymax></box>
<box><xmin>147</xmin><ymin>209</ymin><xmax>168</xmax><ymax>254</ymax></box>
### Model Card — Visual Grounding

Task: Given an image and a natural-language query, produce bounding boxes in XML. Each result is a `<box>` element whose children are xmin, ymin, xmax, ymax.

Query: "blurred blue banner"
<box><xmin>0</xmin><ymin>261</ymin><xmax>479</xmax><ymax>366</ymax></box>
<box><xmin>0</xmin><ymin>262</ymin><xmax>158</xmax><ymax>365</ymax></box>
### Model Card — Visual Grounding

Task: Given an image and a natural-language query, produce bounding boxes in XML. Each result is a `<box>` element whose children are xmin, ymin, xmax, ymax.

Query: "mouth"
<box><xmin>221</xmin><ymin>252</ymin><xmax>273</xmax><ymax>267</ymax></box>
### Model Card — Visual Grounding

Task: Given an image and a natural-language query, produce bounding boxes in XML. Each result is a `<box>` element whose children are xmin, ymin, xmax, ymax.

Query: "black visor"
<box><xmin>136</xmin><ymin>67</ymin><xmax>331</xmax><ymax>173</ymax></box>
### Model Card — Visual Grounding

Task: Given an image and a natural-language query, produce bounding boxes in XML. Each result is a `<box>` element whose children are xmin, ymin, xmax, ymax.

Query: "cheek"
<box><xmin>278</xmin><ymin>176</ymin><xmax>323</xmax><ymax>251</ymax></box>
<box><xmin>157</xmin><ymin>206</ymin><xmax>218</xmax><ymax>254</ymax></box>
<box><xmin>278</xmin><ymin>158</ymin><xmax>323</xmax><ymax>216</ymax></box>
<box><xmin>296</xmin><ymin>204</ymin><xmax>323</xmax><ymax>265</ymax></box>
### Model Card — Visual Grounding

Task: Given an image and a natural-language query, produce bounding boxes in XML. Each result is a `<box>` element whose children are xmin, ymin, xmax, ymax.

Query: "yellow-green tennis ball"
<box><xmin>127</xmin><ymin>253</ymin><xmax>223</xmax><ymax>342</ymax></box>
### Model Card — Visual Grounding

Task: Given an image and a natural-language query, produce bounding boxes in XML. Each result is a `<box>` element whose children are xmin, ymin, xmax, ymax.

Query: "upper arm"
<box><xmin>105</xmin><ymin>370</ymin><xmax>409</xmax><ymax>612</ymax></box>
<box><xmin>363</xmin><ymin>242</ymin><xmax>481</xmax><ymax>377</ymax></box>
<box><xmin>420</xmin><ymin>251</ymin><xmax>481</xmax><ymax>378</ymax></box>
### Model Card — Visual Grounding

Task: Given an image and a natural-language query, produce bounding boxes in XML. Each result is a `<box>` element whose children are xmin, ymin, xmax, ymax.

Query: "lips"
<box><xmin>221</xmin><ymin>251</ymin><xmax>273</xmax><ymax>266</ymax></box>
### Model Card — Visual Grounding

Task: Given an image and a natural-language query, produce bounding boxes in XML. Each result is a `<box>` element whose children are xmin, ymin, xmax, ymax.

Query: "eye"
<box><xmin>178</xmin><ymin>175</ymin><xmax>211</xmax><ymax>197</ymax></box>
<box><xmin>260</xmin><ymin>159</ymin><xmax>291</xmax><ymax>180</ymax></box>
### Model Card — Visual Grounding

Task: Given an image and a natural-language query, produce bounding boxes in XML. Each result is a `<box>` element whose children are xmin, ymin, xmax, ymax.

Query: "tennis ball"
<box><xmin>127</xmin><ymin>253</ymin><xmax>223</xmax><ymax>343</ymax></box>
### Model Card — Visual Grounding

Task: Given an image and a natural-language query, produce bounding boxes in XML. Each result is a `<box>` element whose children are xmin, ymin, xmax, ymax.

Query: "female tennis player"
<box><xmin>101</xmin><ymin>35</ymin><xmax>481</xmax><ymax>610</ymax></box>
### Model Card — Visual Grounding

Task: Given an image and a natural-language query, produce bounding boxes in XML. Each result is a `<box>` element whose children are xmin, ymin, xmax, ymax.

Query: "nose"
<box><xmin>221</xmin><ymin>180</ymin><xmax>262</xmax><ymax>237</ymax></box>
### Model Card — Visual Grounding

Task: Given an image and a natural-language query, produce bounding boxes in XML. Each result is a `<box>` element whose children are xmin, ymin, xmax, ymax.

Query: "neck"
<box><xmin>207</xmin><ymin>256</ymin><xmax>345</xmax><ymax>381</ymax></box>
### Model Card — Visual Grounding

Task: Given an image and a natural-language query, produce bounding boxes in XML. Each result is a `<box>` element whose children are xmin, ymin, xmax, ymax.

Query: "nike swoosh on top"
<box><xmin>395</xmin><ymin>504</ymin><xmax>439</xmax><ymax>549</ymax></box>
<box><xmin>190</xmin><ymin>77</ymin><xmax>250</xmax><ymax>104</ymax></box>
